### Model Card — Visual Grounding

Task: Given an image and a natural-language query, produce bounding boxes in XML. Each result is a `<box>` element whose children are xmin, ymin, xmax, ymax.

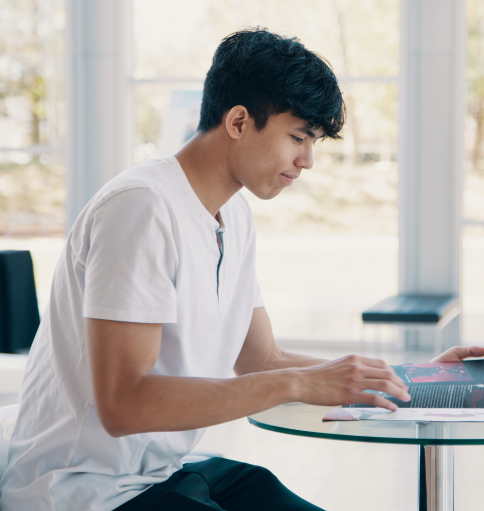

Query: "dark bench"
<box><xmin>362</xmin><ymin>294</ymin><xmax>460</xmax><ymax>352</ymax></box>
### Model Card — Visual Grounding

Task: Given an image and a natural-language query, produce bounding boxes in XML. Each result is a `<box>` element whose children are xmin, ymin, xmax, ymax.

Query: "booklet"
<box><xmin>323</xmin><ymin>360</ymin><xmax>484</xmax><ymax>422</ymax></box>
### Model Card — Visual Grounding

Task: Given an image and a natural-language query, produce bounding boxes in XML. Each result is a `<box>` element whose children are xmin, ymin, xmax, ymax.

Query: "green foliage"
<box><xmin>134</xmin><ymin>86</ymin><xmax>166</xmax><ymax>145</ymax></box>
<box><xmin>468</xmin><ymin>0</ymin><xmax>484</xmax><ymax>170</ymax></box>
<box><xmin>0</xmin><ymin>0</ymin><xmax>64</xmax><ymax>144</ymax></box>
<box><xmin>468</xmin><ymin>0</ymin><xmax>484</xmax><ymax>99</ymax></box>
<box><xmin>0</xmin><ymin>0</ymin><xmax>483</xmax><ymax>235</ymax></box>
<box><xmin>0</xmin><ymin>161</ymin><xmax>64</xmax><ymax>217</ymax></box>
<box><xmin>133</xmin><ymin>0</ymin><xmax>399</xmax><ymax>158</ymax></box>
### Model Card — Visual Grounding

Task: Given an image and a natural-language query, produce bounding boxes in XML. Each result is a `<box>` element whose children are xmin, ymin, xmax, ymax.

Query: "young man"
<box><xmin>1</xmin><ymin>28</ymin><xmax>482</xmax><ymax>511</ymax></box>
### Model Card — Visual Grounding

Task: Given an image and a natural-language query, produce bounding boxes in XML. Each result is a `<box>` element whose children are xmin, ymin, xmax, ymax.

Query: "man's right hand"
<box><xmin>292</xmin><ymin>355</ymin><xmax>411</xmax><ymax>411</ymax></box>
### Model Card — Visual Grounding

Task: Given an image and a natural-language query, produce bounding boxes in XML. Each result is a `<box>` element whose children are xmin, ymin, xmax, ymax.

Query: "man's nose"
<box><xmin>295</xmin><ymin>146</ymin><xmax>314</xmax><ymax>170</ymax></box>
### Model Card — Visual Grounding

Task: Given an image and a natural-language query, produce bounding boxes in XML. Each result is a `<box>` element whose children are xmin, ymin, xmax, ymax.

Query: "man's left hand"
<box><xmin>431</xmin><ymin>345</ymin><xmax>484</xmax><ymax>363</ymax></box>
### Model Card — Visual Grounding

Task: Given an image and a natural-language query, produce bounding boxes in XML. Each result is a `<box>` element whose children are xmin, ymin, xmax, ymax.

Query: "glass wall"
<box><xmin>0</xmin><ymin>0</ymin><xmax>66</xmax><ymax>237</ymax></box>
<box><xmin>463</xmin><ymin>0</ymin><xmax>484</xmax><ymax>343</ymax></box>
<box><xmin>132</xmin><ymin>0</ymin><xmax>400</xmax><ymax>343</ymax></box>
<box><xmin>0</xmin><ymin>0</ymin><xmax>66</xmax><ymax>314</ymax></box>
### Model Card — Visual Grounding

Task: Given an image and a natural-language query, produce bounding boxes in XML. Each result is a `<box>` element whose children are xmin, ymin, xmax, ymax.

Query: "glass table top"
<box><xmin>248</xmin><ymin>403</ymin><xmax>484</xmax><ymax>445</ymax></box>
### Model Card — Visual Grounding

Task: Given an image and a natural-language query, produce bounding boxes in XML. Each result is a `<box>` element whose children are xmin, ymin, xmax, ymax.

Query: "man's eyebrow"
<box><xmin>295</xmin><ymin>126</ymin><xmax>324</xmax><ymax>139</ymax></box>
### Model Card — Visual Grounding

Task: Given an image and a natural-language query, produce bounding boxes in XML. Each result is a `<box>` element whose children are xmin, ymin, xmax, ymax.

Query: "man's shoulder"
<box><xmin>101</xmin><ymin>157</ymin><xmax>179</xmax><ymax>198</ymax></box>
<box><xmin>87</xmin><ymin>158</ymin><xmax>180</xmax><ymax>215</ymax></box>
<box><xmin>120</xmin><ymin>157</ymin><xmax>180</xmax><ymax>186</ymax></box>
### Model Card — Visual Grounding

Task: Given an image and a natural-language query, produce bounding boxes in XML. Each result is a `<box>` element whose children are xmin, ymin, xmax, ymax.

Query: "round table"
<box><xmin>248</xmin><ymin>403</ymin><xmax>484</xmax><ymax>511</ymax></box>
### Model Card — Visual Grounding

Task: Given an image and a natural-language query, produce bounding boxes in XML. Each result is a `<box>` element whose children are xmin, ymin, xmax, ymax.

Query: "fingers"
<box><xmin>342</xmin><ymin>356</ymin><xmax>410</xmax><ymax>406</ymax></box>
<box><xmin>356</xmin><ymin>392</ymin><xmax>399</xmax><ymax>412</ymax></box>
<box><xmin>430</xmin><ymin>346</ymin><xmax>465</xmax><ymax>362</ymax></box>
<box><xmin>306</xmin><ymin>354</ymin><xmax>410</xmax><ymax>410</ymax></box>
<box><xmin>361</xmin><ymin>366</ymin><xmax>407</xmax><ymax>389</ymax></box>
<box><xmin>466</xmin><ymin>346</ymin><xmax>484</xmax><ymax>359</ymax></box>
<box><xmin>337</xmin><ymin>355</ymin><xmax>404</xmax><ymax>385</ymax></box>
<box><xmin>431</xmin><ymin>345</ymin><xmax>484</xmax><ymax>363</ymax></box>
<box><xmin>341</xmin><ymin>356</ymin><xmax>407</xmax><ymax>390</ymax></box>
<box><xmin>363</xmin><ymin>379</ymin><xmax>411</xmax><ymax>403</ymax></box>
<box><xmin>345</xmin><ymin>355</ymin><xmax>388</xmax><ymax>370</ymax></box>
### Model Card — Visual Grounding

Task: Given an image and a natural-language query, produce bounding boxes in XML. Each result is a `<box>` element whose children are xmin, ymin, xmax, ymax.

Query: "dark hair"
<box><xmin>198</xmin><ymin>28</ymin><xmax>346</xmax><ymax>139</ymax></box>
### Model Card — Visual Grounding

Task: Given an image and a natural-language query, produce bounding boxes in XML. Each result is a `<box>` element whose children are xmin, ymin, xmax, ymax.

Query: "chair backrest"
<box><xmin>0</xmin><ymin>251</ymin><xmax>40</xmax><ymax>353</ymax></box>
<box><xmin>0</xmin><ymin>404</ymin><xmax>19</xmax><ymax>478</ymax></box>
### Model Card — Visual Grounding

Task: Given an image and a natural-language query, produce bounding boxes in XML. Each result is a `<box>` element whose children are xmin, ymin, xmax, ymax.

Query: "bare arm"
<box><xmin>87</xmin><ymin>314</ymin><xmax>410</xmax><ymax>438</ymax></box>
<box><xmin>86</xmin><ymin>318</ymin><xmax>297</xmax><ymax>437</ymax></box>
<box><xmin>234</xmin><ymin>307</ymin><xmax>329</xmax><ymax>374</ymax></box>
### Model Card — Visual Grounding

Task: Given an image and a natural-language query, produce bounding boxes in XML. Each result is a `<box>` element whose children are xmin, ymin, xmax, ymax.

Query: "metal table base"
<box><xmin>419</xmin><ymin>445</ymin><xmax>454</xmax><ymax>511</ymax></box>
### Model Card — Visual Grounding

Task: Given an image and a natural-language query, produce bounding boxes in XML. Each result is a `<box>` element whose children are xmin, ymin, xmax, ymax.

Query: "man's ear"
<box><xmin>225</xmin><ymin>105</ymin><xmax>251</xmax><ymax>140</ymax></box>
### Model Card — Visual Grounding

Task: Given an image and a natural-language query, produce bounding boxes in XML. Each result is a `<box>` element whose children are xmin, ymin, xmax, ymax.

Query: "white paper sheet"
<box><xmin>343</xmin><ymin>407</ymin><xmax>484</xmax><ymax>422</ymax></box>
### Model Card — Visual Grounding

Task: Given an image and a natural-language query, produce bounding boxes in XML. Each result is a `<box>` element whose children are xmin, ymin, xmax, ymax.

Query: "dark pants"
<box><xmin>114</xmin><ymin>457</ymin><xmax>325</xmax><ymax>511</ymax></box>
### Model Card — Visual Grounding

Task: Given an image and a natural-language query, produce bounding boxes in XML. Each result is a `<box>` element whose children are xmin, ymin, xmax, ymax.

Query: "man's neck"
<box><xmin>175</xmin><ymin>131</ymin><xmax>242</xmax><ymax>218</ymax></box>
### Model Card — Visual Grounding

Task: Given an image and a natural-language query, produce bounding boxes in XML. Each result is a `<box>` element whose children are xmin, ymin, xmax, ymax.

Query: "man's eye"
<box><xmin>292</xmin><ymin>135</ymin><xmax>303</xmax><ymax>143</ymax></box>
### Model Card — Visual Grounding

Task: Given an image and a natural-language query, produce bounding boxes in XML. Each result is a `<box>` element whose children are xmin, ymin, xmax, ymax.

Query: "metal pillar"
<box><xmin>398</xmin><ymin>0</ymin><xmax>467</xmax><ymax>349</ymax></box>
<box><xmin>419</xmin><ymin>445</ymin><xmax>454</xmax><ymax>511</ymax></box>
<box><xmin>65</xmin><ymin>0</ymin><xmax>133</xmax><ymax>230</ymax></box>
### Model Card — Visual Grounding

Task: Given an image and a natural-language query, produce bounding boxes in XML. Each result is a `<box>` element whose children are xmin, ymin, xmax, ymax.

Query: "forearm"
<box><xmin>236</xmin><ymin>307</ymin><xmax>329</xmax><ymax>374</ymax></box>
<box><xmin>100</xmin><ymin>369</ymin><xmax>299</xmax><ymax>437</ymax></box>
<box><xmin>237</xmin><ymin>342</ymin><xmax>330</xmax><ymax>374</ymax></box>
<box><xmin>267</xmin><ymin>349</ymin><xmax>330</xmax><ymax>371</ymax></box>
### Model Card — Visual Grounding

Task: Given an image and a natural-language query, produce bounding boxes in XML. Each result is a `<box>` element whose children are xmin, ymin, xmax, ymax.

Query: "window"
<box><xmin>0</xmin><ymin>0</ymin><xmax>66</xmax><ymax>238</ymax></box>
<box><xmin>462</xmin><ymin>0</ymin><xmax>484</xmax><ymax>344</ymax></box>
<box><xmin>132</xmin><ymin>0</ymin><xmax>400</xmax><ymax>343</ymax></box>
<box><xmin>0</xmin><ymin>0</ymin><xmax>66</xmax><ymax>314</ymax></box>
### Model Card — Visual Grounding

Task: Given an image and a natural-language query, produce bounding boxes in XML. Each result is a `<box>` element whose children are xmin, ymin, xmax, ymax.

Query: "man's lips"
<box><xmin>280</xmin><ymin>173</ymin><xmax>296</xmax><ymax>184</ymax></box>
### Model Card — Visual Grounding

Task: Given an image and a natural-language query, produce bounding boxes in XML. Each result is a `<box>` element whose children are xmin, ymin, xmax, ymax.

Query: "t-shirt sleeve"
<box><xmin>254</xmin><ymin>279</ymin><xmax>264</xmax><ymax>309</ymax></box>
<box><xmin>82</xmin><ymin>187</ymin><xmax>178</xmax><ymax>323</ymax></box>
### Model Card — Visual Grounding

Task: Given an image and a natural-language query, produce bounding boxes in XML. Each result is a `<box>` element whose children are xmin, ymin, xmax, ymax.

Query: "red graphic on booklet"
<box><xmin>402</xmin><ymin>362</ymin><xmax>473</xmax><ymax>383</ymax></box>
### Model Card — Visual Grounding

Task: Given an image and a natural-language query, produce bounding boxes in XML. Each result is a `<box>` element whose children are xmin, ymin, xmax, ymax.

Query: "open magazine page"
<box><xmin>323</xmin><ymin>360</ymin><xmax>484</xmax><ymax>422</ymax></box>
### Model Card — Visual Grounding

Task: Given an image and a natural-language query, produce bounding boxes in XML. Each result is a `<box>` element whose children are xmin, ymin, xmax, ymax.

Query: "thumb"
<box><xmin>465</xmin><ymin>346</ymin><xmax>484</xmax><ymax>358</ymax></box>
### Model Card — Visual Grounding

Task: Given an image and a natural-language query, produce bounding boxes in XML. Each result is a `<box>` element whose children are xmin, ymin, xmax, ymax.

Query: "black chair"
<box><xmin>0</xmin><ymin>251</ymin><xmax>40</xmax><ymax>354</ymax></box>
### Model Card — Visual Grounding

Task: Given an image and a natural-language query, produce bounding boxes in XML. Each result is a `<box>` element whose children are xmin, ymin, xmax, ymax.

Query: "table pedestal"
<box><xmin>419</xmin><ymin>445</ymin><xmax>454</xmax><ymax>511</ymax></box>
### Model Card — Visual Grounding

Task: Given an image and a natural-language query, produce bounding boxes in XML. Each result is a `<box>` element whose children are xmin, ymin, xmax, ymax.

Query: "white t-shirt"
<box><xmin>0</xmin><ymin>156</ymin><xmax>264</xmax><ymax>511</ymax></box>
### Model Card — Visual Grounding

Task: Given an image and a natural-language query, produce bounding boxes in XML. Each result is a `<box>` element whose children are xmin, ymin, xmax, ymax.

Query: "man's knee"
<box><xmin>242</xmin><ymin>464</ymin><xmax>281</xmax><ymax>487</ymax></box>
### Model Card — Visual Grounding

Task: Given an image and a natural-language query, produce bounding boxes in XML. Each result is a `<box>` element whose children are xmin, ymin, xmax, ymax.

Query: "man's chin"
<box><xmin>245</xmin><ymin>186</ymin><xmax>283</xmax><ymax>201</ymax></box>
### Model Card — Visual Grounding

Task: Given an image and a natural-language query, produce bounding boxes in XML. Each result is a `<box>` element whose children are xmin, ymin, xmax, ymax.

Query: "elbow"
<box><xmin>97</xmin><ymin>403</ymin><xmax>136</xmax><ymax>438</ymax></box>
<box><xmin>102</xmin><ymin>422</ymin><xmax>128</xmax><ymax>438</ymax></box>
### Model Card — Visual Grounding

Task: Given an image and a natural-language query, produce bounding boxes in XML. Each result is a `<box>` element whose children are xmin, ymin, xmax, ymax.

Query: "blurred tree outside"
<box><xmin>468</xmin><ymin>0</ymin><xmax>484</xmax><ymax>171</ymax></box>
<box><xmin>133</xmin><ymin>0</ymin><xmax>484</xmax><ymax>234</ymax></box>
<box><xmin>465</xmin><ymin>0</ymin><xmax>484</xmax><ymax>224</ymax></box>
<box><xmin>133</xmin><ymin>0</ymin><xmax>400</xmax><ymax>235</ymax></box>
<box><xmin>0</xmin><ymin>0</ymin><xmax>483</xmax><ymax>235</ymax></box>
<box><xmin>0</xmin><ymin>0</ymin><xmax>65</xmax><ymax>235</ymax></box>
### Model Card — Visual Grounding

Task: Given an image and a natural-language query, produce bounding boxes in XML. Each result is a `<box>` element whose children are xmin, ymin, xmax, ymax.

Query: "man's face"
<box><xmin>230</xmin><ymin>111</ymin><xmax>325</xmax><ymax>200</ymax></box>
